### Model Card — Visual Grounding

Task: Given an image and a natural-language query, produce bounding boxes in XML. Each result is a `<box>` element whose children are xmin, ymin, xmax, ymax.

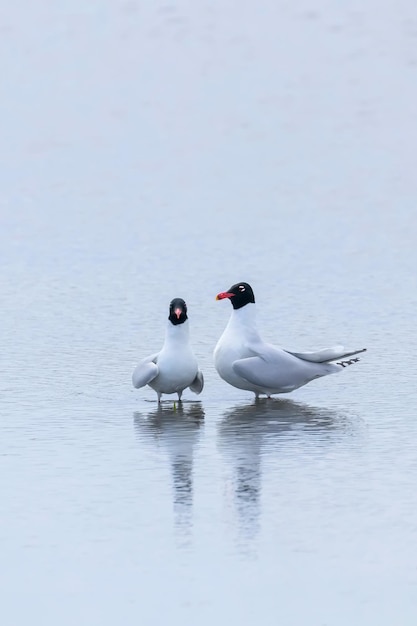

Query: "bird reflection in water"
<box><xmin>134</xmin><ymin>402</ymin><xmax>204</xmax><ymax>544</ymax></box>
<box><xmin>218</xmin><ymin>398</ymin><xmax>348</xmax><ymax>551</ymax></box>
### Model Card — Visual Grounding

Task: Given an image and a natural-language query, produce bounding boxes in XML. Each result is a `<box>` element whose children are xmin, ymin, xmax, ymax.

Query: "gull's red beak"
<box><xmin>216</xmin><ymin>292</ymin><xmax>234</xmax><ymax>300</ymax></box>
<box><xmin>174</xmin><ymin>308</ymin><xmax>182</xmax><ymax>319</ymax></box>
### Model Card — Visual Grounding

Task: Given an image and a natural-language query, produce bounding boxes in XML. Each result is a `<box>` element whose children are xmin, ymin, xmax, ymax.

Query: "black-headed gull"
<box><xmin>132</xmin><ymin>298</ymin><xmax>204</xmax><ymax>402</ymax></box>
<box><xmin>214</xmin><ymin>282</ymin><xmax>366</xmax><ymax>397</ymax></box>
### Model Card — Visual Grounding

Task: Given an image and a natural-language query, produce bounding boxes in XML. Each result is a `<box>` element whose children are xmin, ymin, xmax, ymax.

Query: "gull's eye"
<box><xmin>238</xmin><ymin>285</ymin><xmax>245</xmax><ymax>292</ymax></box>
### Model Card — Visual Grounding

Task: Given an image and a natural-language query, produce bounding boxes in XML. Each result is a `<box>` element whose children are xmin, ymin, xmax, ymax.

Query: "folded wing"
<box><xmin>233</xmin><ymin>356</ymin><xmax>286</xmax><ymax>389</ymax></box>
<box><xmin>189</xmin><ymin>370</ymin><xmax>204</xmax><ymax>394</ymax></box>
<box><xmin>132</xmin><ymin>354</ymin><xmax>159</xmax><ymax>389</ymax></box>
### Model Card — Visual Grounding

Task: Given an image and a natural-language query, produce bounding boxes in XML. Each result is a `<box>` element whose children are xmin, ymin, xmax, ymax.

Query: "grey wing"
<box><xmin>232</xmin><ymin>346</ymin><xmax>319</xmax><ymax>389</ymax></box>
<box><xmin>189</xmin><ymin>369</ymin><xmax>204</xmax><ymax>394</ymax></box>
<box><xmin>285</xmin><ymin>345</ymin><xmax>367</xmax><ymax>363</ymax></box>
<box><xmin>132</xmin><ymin>353</ymin><xmax>159</xmax><ymax>389</ymax></box>
<box><xmin>233</xmin><ymin>356</ymin><xmax>281</xmax><ymax>388</ymax></box>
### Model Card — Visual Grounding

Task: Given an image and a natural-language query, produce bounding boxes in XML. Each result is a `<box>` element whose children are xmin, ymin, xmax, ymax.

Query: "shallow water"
<box><xmin>1</xmin><ymin>1</ymin><xmax>417</xmax><ymax>624</ymax></box>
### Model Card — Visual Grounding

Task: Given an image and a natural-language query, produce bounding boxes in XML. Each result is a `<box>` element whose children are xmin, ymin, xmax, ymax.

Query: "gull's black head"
<box><xmin>168</xmin><ymin>298</ymin><xmax>188</xmax><ymax>325</ymax></box>
<box><xmin>216</xmin><ymin>282</ymin><xmax>255</xmax><ymax>310</ymax></box>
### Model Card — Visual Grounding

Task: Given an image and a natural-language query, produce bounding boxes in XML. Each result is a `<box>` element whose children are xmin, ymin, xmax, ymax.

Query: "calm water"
<box><xmin>1</xmin><ymin>1</ymin><xmax>417</xmax><ymax>624</ymax></box>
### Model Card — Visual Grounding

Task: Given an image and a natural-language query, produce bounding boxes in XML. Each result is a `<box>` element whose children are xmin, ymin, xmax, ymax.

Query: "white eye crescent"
<box><xmin>238</xmin><ymin>285</ymin><xmax>245</xmax><ymax>292</ymax></box>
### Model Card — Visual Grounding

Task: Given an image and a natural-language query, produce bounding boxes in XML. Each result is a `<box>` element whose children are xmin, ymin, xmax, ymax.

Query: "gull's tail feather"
<box><xmin>286</xmin><ymin>346</ymin><xmax>367</xmax><ymax>364</ymax></box>
<box><xmin>326</xmin><ymin>347</ymin><xmax>367</xmax><ymax>363</ymax></box>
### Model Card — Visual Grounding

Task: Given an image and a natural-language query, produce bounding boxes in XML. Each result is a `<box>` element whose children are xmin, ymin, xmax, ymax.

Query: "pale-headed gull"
<box><xmin>132</xmin><ymin>298</ymin><xmax>204</xmax><ymax>402</ymax></box>
<box><xmin>214</xmin><ymin>282</ymin><xmax>366</xmax><ymax>397</ymax></box>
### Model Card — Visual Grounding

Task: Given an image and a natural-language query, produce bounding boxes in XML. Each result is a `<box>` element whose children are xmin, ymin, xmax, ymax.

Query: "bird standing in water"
<box><xmin>132</xmin><ymin>298</ymin><xmax>204</xmax><ymax>402</ymax></box>
<box><xmin>214</xmin><ymin>282</ymin><xmax>366</xmax><ymax>397</ymax></box>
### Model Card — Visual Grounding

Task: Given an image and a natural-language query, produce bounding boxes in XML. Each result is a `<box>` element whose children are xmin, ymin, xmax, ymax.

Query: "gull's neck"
<box><xmin>227</xmin><ymin>303</ymin><xmax>260</xmax><ymax>338</ymax></box>
<box><xmin>165</xmin><ymin>319</ymin><xmax>190</xmax><ymax>344</ymax></box>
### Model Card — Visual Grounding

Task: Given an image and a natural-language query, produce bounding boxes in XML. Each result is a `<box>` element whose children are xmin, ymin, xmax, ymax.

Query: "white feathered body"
<box><xmin>132</xmin><ymin>320</ymin><xmax>203</xmax><ymax>398</ymax></box>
